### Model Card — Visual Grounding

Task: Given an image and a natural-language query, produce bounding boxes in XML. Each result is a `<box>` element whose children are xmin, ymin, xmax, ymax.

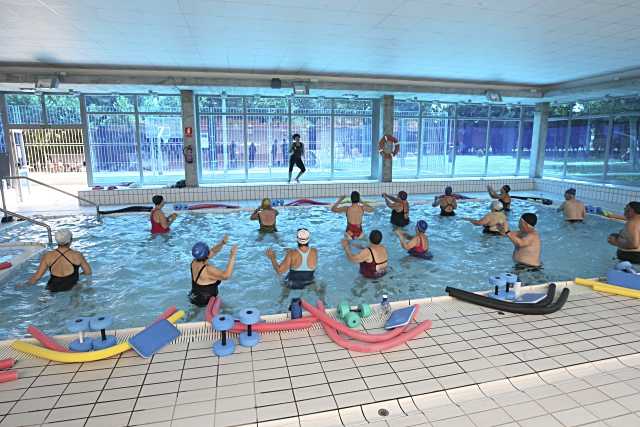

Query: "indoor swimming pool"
<box><xmin>0</xmin><ymin>199</ymin><xmax>622</xmax><ymax>338</ymax></box>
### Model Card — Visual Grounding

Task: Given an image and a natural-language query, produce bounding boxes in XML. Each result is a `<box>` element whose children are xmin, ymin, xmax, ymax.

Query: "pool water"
<box><xmin>0</xmin><ymin>199</ymin><xmax>621</xmax><ymax>338</ymax></box>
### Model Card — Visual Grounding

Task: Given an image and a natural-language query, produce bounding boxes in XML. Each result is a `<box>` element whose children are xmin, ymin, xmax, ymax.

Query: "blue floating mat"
<box><xmin>607</xmin><ymin>269</ymin><xmax>640</xmax><ymax>291</ymax></box>
<box><xmin>488</xmin><ymin>290</ymin><xmax>546</xmax><ymax>304</ymax></box>
<box><xmin>384</xmin><ymin>306</ymin><xmax>416</xmax><ymax>330</ymax></box>
<box><xmin>129</xmin><ymin>319</ymin><xmax>181</xmax><ymax>359</ymax></box>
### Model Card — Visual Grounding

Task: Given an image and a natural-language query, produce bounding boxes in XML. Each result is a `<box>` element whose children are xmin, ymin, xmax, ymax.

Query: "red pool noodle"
<box><xmin>0</xmin><ymin>262</ymin><xmax>11</xmax><ymax>270</ymax></box>
<box><xmin>230</xmin><ymin>317</ymin><xmax>317</xmax><ymax>333</ymax></box>
<box><xmin>205</xmin><ymin>297</ymin><xmax>222</xmax><ymax>323</ymax></box>
<box><xmin>188</xmin><ymin>203</ymin><xmax>240</xmax><ymax>210</ymax></box>
<box><xmin>0</xmin><ymin>359</ymin><xmax>15</xmax><ymax>369</ymax></box>
<box><xmin>152</xmin><ymin>306</ymin><xmax>177</xmax><ymax>324</ymax></box>
<box><xmin>301</xmin><ymin>300</ymin><xmax>409</xmax><ymax>343</ymax></box>
<box><xmin>27</xmin><ymin>325</ymin><xmax>69</xmax><ymax>353</ymax></box>
<box><xmin>0</xmin><ymin>371</ymin><xmax>17</xmax><ymax>383</ymax></box>
<box><xmin>316</xmin><ymin>301</ymin><xmax>433</xmax><ymax>353</ymax></box>
<box><xmin>285</xmin><ymin>199</ymin><xmax>330</xmax><ymax>206</ymax></box>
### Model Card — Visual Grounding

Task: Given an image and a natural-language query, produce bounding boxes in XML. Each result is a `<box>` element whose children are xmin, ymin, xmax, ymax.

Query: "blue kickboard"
<box><xmin>129</xmin><ymin>320</ymin><xmax>181</xmax><ymax>359</ymax></box>
<box><xmin>488</xmin><ymin>291</ymin><xmax>546</xmax><ymax>304</ymax></box>
<box><xmin>384</xmin><ymin>306</ymin><xmax>416</xmax><ymax>330</ymax></box>
<box><xmin>607</xmin><ymin>269</ymin><xmax>640</xmax><ymax>290</ymax></box>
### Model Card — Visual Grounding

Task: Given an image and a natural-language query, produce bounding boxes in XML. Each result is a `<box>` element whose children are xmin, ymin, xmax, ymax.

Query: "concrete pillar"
<box><xmin>529</xmin><ymin>102</ymin><xmax>550</xmax><ymax>178</ymax></box>
<box><xmin>630</xmin><ymin>117</ymin><xmax>638</xmax><ymax>167</ymax></box>
<box><xmin>180</xmin><ymin>90</ymin><xmax>198</xmax><ymax>187</ymax></box>
<box><xmin>381</xmin><ymin>95</ymin><xmax>394</xmax><ymax>182</ymax></box>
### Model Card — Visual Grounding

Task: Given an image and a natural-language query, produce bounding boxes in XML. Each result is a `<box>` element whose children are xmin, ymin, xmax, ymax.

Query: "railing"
<box><xmin>0</xmin><ymin>207</ymin><xmax>53</xmax><ymax>245</ymax></box>
<box><xmin>1</xmin><ymin>176</ymin><xmax>101</xmax><ymax>219</ymax></box>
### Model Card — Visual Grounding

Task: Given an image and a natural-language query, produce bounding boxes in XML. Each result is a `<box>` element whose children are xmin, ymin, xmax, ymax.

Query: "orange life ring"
<box><xmin>378</xmin><ymin>135</ymin><xmax>399</xmax><ymax>159</ymax></box>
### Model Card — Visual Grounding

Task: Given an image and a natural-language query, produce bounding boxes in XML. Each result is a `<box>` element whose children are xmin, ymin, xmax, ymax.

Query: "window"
<box><xmin>486</xmin><ymin>120</ymin><xmax>519</xmax><ymax>176</ymax></box>
<box><xmin>517</xmin><ymin>120</ymin><xmax>533</xmax><ymax>175</ymax></box>
<box><xmin>0</xmin><ymin>112</ymin><xmax>5</xmax><ymax>153</ymax></box>
<box><xmin>607</xmin><ymin>117</ymin><xmax>640</xmax><ymax>185</ymax></box>
<box><xmin>565</xmin><ymin>119</ymin><xmax>606</xmax><ymax>182</ymax></box>
<box><xmin>393</xmin><ymin>100</ymin><xmax>420</xmax><ymax>178</ymax></box>
<box><xmin>544</xmin><ymin>120</ymin><xmax>568</xmax><ymax>178</ymax></box>
<box><xmin>45</xmin><ymin>95</ymin><xmax>81</xmax><ymax>125</ymax></box>
<box><xmin>6</xmin><ymin>94</ymin><xmax>43</xmax><ymax>124</ymax></box>
<box><xmin>333</xmin><ymin>100</ymin><xmax>373</xmax><ymax>179</ymax></box>
<box><xmin>87</xmin><ymin>114</ymin><xmax>139</xmax><ymax>183</ymax></box>
<box><xmin>455</xmin><ymin>120</ymin><xmax>488</xmax><ymax>176</ymax></box>
<box><xmin>86</xmin><ymin>95</ymin><xmax>135</xmax><ymax>113</ymax></box>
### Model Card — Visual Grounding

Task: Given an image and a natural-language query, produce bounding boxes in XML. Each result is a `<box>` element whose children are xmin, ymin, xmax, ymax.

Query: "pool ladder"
<box><xmin>1</xmin><ymin>176</ymin><xmax>102</xmax><ymax>246</ymax></box>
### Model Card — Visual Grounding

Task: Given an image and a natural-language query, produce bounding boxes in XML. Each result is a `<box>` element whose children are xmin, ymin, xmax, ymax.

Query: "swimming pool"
<box><xmin>0</xmin><ymin>199</ymin><xmax>621</xmax><ymax>338</ymax></box>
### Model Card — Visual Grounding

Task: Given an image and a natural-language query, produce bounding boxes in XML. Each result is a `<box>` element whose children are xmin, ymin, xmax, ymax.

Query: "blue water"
<box><xmin>0</xmin><ymin>199</ymin><xmax>621</xmax><ymax>338</ymax></box>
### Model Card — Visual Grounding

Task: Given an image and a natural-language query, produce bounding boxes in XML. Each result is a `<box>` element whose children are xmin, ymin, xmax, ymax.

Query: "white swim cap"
<box><xmin>490</xmin><ymin>201</ymin><xmax>503</xmax><ymax>211</ymax></box>
<box><xmin>296</xmin><ymin>228</ymin><xmax>310</xmax><ymax>245</ymax></box>
<box><xmin>55</xmin><ymin>229</ymin><xmax>72</xmax><ymax>245</ymax></box>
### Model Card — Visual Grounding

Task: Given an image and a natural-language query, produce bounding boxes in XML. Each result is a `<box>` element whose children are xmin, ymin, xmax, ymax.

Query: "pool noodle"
<box><xmin>152</xmin><ymin>306</ymin><xmax>178</xmax><ymax>324</ymax></box>
<box><xmin>316</xmin><ymin>301</ymin><xmax>432</xmax><ymax>353</ymax></box>
<box><xmin>188</xmin><ymin>203</ymin><xmax>240</xmax><ymax>210</ymax></box>
<box><xmin>26</xmin><ymin>325</ymin><xmax>69</xmax><ymax>353</ymax></box>
<box><xmin>205</xmin><ymin>297</ymin><xmax>222</xmax><ymax>323</ymax></box>
<box><xmin>285</xmin><ymin>199</ymin><xmax>330</xmax><ymax>206</ymax></box>
<box><xmin>12</xmin><ymin>310</ymin><xmax>184</xmax><ymax>363</ymax></box>
<box><xmin>0</xmin><ymin>359</ymin><xmax>15</xmax><ymax>369</ymax></box>
<box><xmin>0</xmin><ymin>371</ymin><xmax>17</xmax><ymax>383</ymax></box>
<box><xmin>301</xmin><ymin>300</ymin><xmax>410</xmax><ymax>343</ymax></box>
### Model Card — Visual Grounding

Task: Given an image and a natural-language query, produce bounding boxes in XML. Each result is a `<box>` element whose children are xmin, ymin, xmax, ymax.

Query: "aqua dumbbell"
<box><xmin>67</xmin><ymin>317</ymin><xmax>93</xmax><ymax>352</ymax></box>
<box><xmin>238</xmin><ymin>308</ymin><xmax>261</xmax><ymax>348</ymax></box>
<box><xmin>212</xmin><ymin>314</ymin><xmax>235</xmax><ymax>357</ymax></box>
<box><xmin>90</xmin><ymin>315</ymin><xmax>117</xmax><ymax>350</ymax></box>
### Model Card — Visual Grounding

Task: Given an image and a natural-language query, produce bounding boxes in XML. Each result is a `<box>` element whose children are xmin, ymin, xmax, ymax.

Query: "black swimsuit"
<box><xmin>189</xmin><ymin>262</ymin><xmax>221</xmax><ymax>307</ymax></box>
<box><xmin>289</xmin><ymin>142</ymin><xmax>306</xmax><ymax>173</ymax></box>
<box><xmin>390</xmin><ymin>204</ymin><xmax>409</xmax><ymax>227</ymax></box>
<box><xmin>47</xmin><ymin>249</ymin><xmax>80</xmax><ymax>292</ymax></box>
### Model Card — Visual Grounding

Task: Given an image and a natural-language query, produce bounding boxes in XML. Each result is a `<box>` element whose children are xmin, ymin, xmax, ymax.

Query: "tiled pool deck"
<box><xmin>2</xmin><ymin>282</ymin><xmax>640</xmax><ymax>427</ymax></box>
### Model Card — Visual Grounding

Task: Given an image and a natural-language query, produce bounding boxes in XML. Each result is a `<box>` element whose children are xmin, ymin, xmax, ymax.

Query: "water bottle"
<box><xmin>513</xmin><ymin>282</ymin><xmax>522</xmax><ymax>298</ymax></box>
<box><xmin>381</xmin><ymin>294</ymin><xmax>391</xmax><ymax>316</ymax></box>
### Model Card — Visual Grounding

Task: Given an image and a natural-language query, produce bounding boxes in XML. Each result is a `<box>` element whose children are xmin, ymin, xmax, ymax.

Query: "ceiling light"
<box><xmin>292</xmin><ymin>82</ymin><xmax>309</xmax><ymax>96</ymax></box>
<box><xmin>572</xmin><ymin>102</ymin><xmax>585</xmax><ymax>113</ymax></box>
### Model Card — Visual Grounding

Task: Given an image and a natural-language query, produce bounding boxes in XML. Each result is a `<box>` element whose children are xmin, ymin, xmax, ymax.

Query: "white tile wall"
<box><xmin>534</xmin><ymin>178</ymin><xmax>640</xmax><ymax>211</ymax></box>
<box><xmin>78</xmin><ymin>178</ymin><xmax>535</xmax><ymax>207</ymax></box>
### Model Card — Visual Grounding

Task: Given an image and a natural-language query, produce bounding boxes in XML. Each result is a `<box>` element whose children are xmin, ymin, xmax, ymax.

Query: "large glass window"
<box><xmin>87</xmin><ymin>114</ymin><xmax>139</xmax><ymax>184</ymax></box>
<box><xmin>0</xmin><ymin>112</ymin><xmax>5</xmax><ymax>153</ymax></box>
<box><xmin>543</xmin><ymin>120</ymin><xmax>568</xmax><ymax>178</ymax></box>
<box><xmin>420</xmin><ymin>117</ymin><xmax>454</xmax><ymax>176</ymax></box>
<box><xmin>6</xmin><ymin>94</ymin><xmax>43</xmax><ymax>124</ymax></box>
<box><xmin>291</xmin><ymin>98</ymin><xmax>332</xmax><ymax>179</ymax></box>
<box><xmin>333</xmin><ymin>100</ymin><xmax>372</xmax><ymax>179</ymax></box>
<box><xmin>393</xmin><ymin>101</ymin><xmax>420</xmax><ymax>178</ymax></box>
<box><xmin>455</xmin><ymin>120</ymin><xmax>488</xmax><ymax>176</ymax></box>
<box><xmin>607</xmin><ymin>117</ymin><xmax>640</xmax><ymax>185</ymax></box>
<box><xmin>565</xmin><ymin>119</ymin><xmax>606</xmax><ymax>182</ymax></box>
<box><xmin>486</xmin><ymin>120</ymin><xmax>519</xmax><ymax>176</ymax></box>
<box><xmin>44</xmin><ymin>95</ymin><xmax>81</xmax><ymax>125</ymax></box>
<box><xmin>518</xmin><ymin>121</ymin><xmax>533</xmax><ymax>175</ymax></box>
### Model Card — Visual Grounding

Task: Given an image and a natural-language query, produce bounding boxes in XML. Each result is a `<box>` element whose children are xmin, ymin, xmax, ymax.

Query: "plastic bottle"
<box><xmin>513</xmin><ymin>282</ymin><xmax>522</xmax><ymax>298</ymax></box>
<box><xmin>381</xmin><ymin>294</ymin><xmax>391</xmax><ymax>316</ymax></box>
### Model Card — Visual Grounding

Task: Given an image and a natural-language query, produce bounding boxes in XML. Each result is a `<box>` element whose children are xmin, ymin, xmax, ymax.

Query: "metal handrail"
<box><xmin>0</xmin><ymin>208</ymin><xmax>53</xmax><ymax>245</ymax></box>
<box><xmin>2</xmin><ymin>176</ymin><xmax>101</xmax><ymax>219</ymax></box>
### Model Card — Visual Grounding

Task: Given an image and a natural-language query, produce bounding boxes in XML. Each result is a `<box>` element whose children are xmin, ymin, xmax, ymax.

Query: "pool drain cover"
<box><xmin>378</xmin><ymin>408</ymin><xmax>389</xmax><ymax>417</ymax></box>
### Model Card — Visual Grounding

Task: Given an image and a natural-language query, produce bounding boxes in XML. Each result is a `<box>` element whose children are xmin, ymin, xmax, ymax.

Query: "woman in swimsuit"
<box><xmin>432</xmin><ymin>186</ymin><xmax>458</xmax><ymax>216</ymax></box>
<box><xmin>150</xmin><ymin>195</ymin><xmax>177</xmax><ymax>234</ymax></box>
<box><xmin>396</xmin><ymin>220</ymin><xmax>432</xmax><ymax>259</ymax></box>
<box><xmin>288</xmin><ymin>134</ymin><xmax>306</xmax><ymax>183</ymax></box>
<box><xmin>189</xmin><ymin>237</ymin><xmax>237</xmax><ymax>307</ymax></box>
<box><xmin>341</xmin><ymin>230</ymin><xmax>388</xmax><ymax>278</ymax></box>
<box><xmin>266</xmin><ymin>228</ymin><xmax>317</xmax><ymax>289</ymax></box>
<box><xmin>250</xmin><ymin>198</ymin><xmax>278</xmax><ymax>233</ymax></box>
<box><xmin>488</xmin><ymin>185</ymin><xmax>512</xmax><ymax>212</ymax></box>
<box><xmin>26</xmin><ymin>229</ymin><xmax>91</xmax><ymax>292</ymax></box>
<box><xmin>331</xmin><ymin>191</ymin><xmax>374</xmax><ymax>239</ymax></box>
<box><xmin>383</xmin><ymin>191</ymin><xmax>410</xmax><ymax>227</ymax></box>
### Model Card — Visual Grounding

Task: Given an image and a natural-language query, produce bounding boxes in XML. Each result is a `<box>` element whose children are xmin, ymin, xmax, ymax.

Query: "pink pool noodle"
<box><xmin>230</xmin><ymin>317</ymin><xmax>317</xmax><ymax>333</ymax></box>
<box><xmin>0</xmin><ymin>371</ymin><xmax>17</xmax><ymax>383</ymax></box>
<box><xmin>301</xmin><ymin>300</ymin><xmax>409</xmax><ymax>343</ymax></box>
<box><xmin>0</xmin><ymin>359</ymin><xmax>14</xmax><ymax>369</ymax></box>
<box><xmin>316</xmin><ymin>301</ymin><xmax>433</xmax><ymax>353</ymax></box>
<box><xmin>205</xmin><ymin>297</ymin><xmax>222</xmax><ymax>323</ymax></box>
<box><xmin>152</xmin><ymin>306</ymin><xmax>178</xmax><ymax>324</ymax></box>
<box><xmin>285</xmin><ymin>198</ymin><xmax>330</xmax><ymax>206</ymax></box>
<box><xmin>26</xmin><ymin>325</ymin><xmax>69</xmax><ymax>352</ymax></box>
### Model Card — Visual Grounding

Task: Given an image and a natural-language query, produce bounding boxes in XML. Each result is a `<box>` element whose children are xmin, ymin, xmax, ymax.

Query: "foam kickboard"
<box><xmin>129</xmin><ymin>319</ymin><xmax>180</xmax><ymax>359</ymax></box>
<box><xmin>384</xmin><ymin>306</ymin><xmax>416</xmax><ymax>330</ymax></box>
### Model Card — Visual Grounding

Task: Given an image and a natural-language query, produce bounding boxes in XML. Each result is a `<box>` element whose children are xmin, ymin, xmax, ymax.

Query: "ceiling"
<box><xmin>1</xmin><ymin>0</ymin><xmax>640</xmax><ymax>87</ymax></box>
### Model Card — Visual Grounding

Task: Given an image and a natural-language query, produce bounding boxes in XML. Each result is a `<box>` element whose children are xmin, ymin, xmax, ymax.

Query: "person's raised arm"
<box><xmin>341</xmin><ymin>239</ymin><xmax>367</xmax><ymax>263</ymax></box>
<box><xmin>557</xmin><ymin>201</ymin><xmax>565</xmax><ymax>213</ymax></box>
<box><xmin>250</xmin><ymin>208</ymin><xmax>260</xmax><ymax>221</ymax></box>
<box><xmin>431</xmin><ymin>196</ymin><xmax>441</xmax><ymax>207</ymax></box>
<box><xmin>505</xmin><ymin>229</ymin><xmax>528</xmax><ymax>247</ymax></box>
<box><xmin>27</xmin><ymin>255</ymin><xmax>49</xmax><ymax>286</ymax></box>
<box><xmin>209</xmin><ymin>235</ymin><xmax>228</xmax><ymax>258</ymax></box>
<box><xmin>218</xmin><ymin>245</ymin><xmax>238</xmax><ymax>280</ymax></box>
<box><xmin>487</xmin><ymin>185</ymin><xmax>499</xmax><ymax>199</ymax></box>
<box><xmin>266</xmin><ymin>248</ymin><xmax>291</xmax><ymax>274</ymax></box>
<box><xmin>469</xmin><ymin>214</ymin><xmax>490</xmax><ymax>226</ymax></box>
<box><xmin>79</xmin><ymin>253</ymin><xmax>92</xmax><ymax>276</ymax></box>
<box><xmin>331</xmin><ymin>196</ymin><xmax>347</xmax><ymax>213</ymax></box>
<box><xmin>395</xmin><ymin>229</ymin><xmax>416</xmax><ymax>250</ymax></box>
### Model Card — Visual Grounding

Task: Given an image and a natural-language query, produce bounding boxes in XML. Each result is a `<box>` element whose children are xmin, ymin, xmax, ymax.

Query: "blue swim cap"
<box><xmin>191</xmin><ymin>242</ymin><xmax>209</xmax><ymax>260</ymax></box>
<box><xmin>416</xmin><ymin>220</ymin><xmax>428</xmax><ymax>232</ymax></box>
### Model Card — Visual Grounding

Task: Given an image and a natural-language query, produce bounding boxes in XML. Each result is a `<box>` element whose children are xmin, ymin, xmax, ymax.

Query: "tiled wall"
<box><xmin>78</xmin><ymin>178</ymin><xmax>535</xmax><ymax>206</ymax></box>
<box><xmin>535</xmin><ymin>178</ymin><xmax>640</xmax><ymax>210</ymax></box>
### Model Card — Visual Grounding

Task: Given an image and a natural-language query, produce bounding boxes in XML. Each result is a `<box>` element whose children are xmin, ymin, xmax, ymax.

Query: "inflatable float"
<box><xmin>446</xmin><ymin>283</ymin><xmax>569</xmax><ymax>314</ymax></box>
<box><xmin>575</xmin><ymin>277</ymin><xmax>640</xmax><ymax>299</ymax></box>
<box><xmin>12</xmin><ymin>310</ymin><xmax>185</xmax><ymax>363</ymax></box>
<box><xmin>285</xmin><ymin>199</ymin><xmax>330</xmax><ymax>206</ymax></box>
<box><xmin>188</xmin><ymin>203</ymin><xmax>240</xmax><ymax>210</ymax></box>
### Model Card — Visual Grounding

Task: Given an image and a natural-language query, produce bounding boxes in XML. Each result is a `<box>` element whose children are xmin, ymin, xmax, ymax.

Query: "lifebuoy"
<box><xmin>378</xmin><ymin>134</ymin><xmax>399</xmax><ymax>159</ymax></box>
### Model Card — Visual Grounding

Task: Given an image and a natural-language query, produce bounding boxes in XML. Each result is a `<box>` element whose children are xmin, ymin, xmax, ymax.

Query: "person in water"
<box><xmin>607</xmin><ymin>201</ymin><xmax>640</xmax><ymax>264</ymax></box>
<box><xmin>558</xmin><ymin>188</ymin><xmax>586</xmax><ymax>222</ymax></box>
<box><xmin>150</xmin><ymin>195</ymin><xmax>177</xmax><ymax>234</ymax></box>
<box><xmin>266</xmin><ymin>228</ymin><xmax>317</xmax><ymax>289</ymax></box>
<box><xmin>341</xmin><ymin>230</ymin><xmax>388</xmax><ymax>278</ymax></box>
<box><xmin>251</xmin><ymin>198</ymin><xmax>278</xmax><ymax>232</ymax></box>
<box><xmin>331</xmin><ymin>191</ymin><xmax>374</xmax><ymax>239</ymax></box>
<box><xmin>382</xmin><ymin>191</ymin><xmax>410</xmax><ymax>227</ymax></box>
<box><xmin>288</xmin><ymin>133</ymin><xmax>306</xmax><ymax>183</ymax></box>
<box><xmin>189</xmin><ymin>236</ymin><xmax>237</xmax><ymax>307</ymax></box>
<box><xmin>499</xmin><ymin>213</ymin><xmax>541</xmax><ymax>269</ymax></box>
<box><xmin>465</xmin><ymin>201</ymin><xmax>509</xmax><ymax>235</ymax></box>
<box><xmin>396</xmin><ymin>219</ymin><xmax>432</xmax><ymax>259</ymax></box>
<box><xmin>26</xmin><ymin>229</ymin><xmax>91</xmax><ymax>292</ymax></box>
<box><xmin>488</xmin><ymin>184</ymin><xmax>511</xmax><ymax>211</ymax></box>
<box><xmin>432</xmin><ymin>186</ymin><xmax>458</xmax><ymax>216</ymax></box>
